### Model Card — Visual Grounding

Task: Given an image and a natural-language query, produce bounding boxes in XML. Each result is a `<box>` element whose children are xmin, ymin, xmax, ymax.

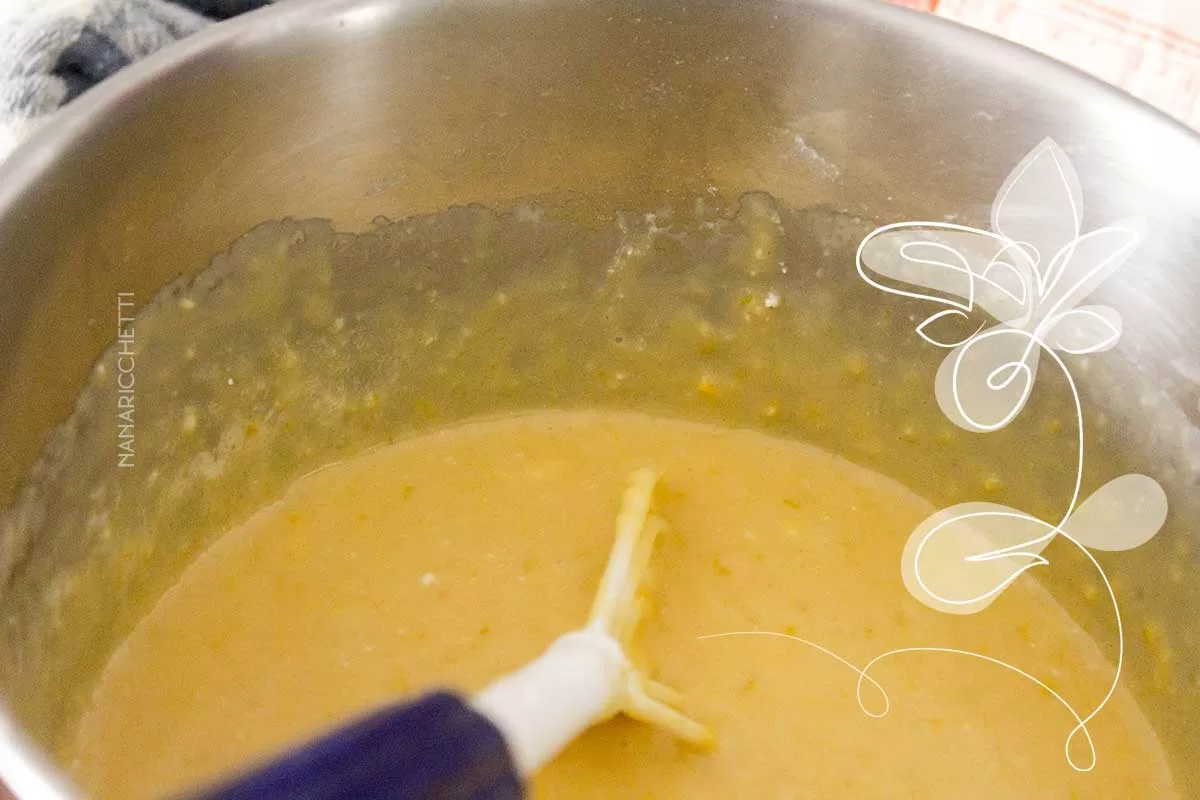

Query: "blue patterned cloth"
<box><xmin>0</xmin><ymin>0</ymin><xmax>272</xmax><ymax>161</ymax></box>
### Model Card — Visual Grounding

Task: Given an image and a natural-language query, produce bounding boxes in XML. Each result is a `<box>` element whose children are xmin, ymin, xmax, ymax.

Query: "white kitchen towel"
<box><xmin>0</xmin><ymin>0</ymin><xmax>271</xmax><ymax>161</ymax></box>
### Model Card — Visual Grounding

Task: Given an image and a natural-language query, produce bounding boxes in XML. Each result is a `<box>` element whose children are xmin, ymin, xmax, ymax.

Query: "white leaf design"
<box><xmin>857</xmin><ymin>223</ymin><xmax>1033</xmax><ymax>324</ymax></box>
<box><xmin>980</xmin><ymin>244</ymin><xmax>1033</xmax><ymax>316</ymax></box>
<box><xmin>1043</xmin><ymin>305</ymin><xmax>1122</xmax><ymax>355</ymax></box>
<box><xmin>902</xmin><ymin>502</ymin><xmax>1055</xmax><ymax>615</ymax></box>
<box><xmin>1062</xmin><ymin>474</ymin><xmax>1168</xmax><ymax>552</ymax></box>
<box><xmin>1036</xmin><ymin>219</ymin><xmax>1144</xmax><ymax>322</ymax></box>
<box><xmin>991</xmin><ymin>138</ymin><xmax>1083</xmax><ymax>293</ymax></box>
<box><xmin>934</xmin><ymin>325</ymin><xmax>1040</xmax><ymax>432</ymax></box>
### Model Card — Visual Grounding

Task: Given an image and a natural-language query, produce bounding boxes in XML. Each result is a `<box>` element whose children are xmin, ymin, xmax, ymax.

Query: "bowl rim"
<box><xmin>1</xmin><ymin>0</ymin><xmax>1199</xmax><ymax>217</ymax></box>
<box><xmin>2</xmin><ymin>0</ymin><xmax>1199</xmax><ymax>797</ymax></box>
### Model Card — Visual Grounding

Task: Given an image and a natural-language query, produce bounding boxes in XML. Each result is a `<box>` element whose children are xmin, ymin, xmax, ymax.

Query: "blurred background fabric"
<box><xmin>0</xmin><ymin>0</ymin><xmax>272</xmax><ymax>161</ymax></box>
<box><xmin>901</xmin><ymin>0</ymin><xmax>1200</xmax><ymax>129</ymax></box>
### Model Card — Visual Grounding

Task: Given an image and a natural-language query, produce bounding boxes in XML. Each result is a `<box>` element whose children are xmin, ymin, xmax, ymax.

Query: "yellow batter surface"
<box><xmin>65</xmin><ymin>411</ymin><xmax>1176</xmax><ymax>798</ymax></box>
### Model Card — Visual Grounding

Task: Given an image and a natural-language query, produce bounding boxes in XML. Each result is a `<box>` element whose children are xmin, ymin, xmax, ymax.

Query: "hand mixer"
<box><xmin>184</xmin><ymin>469</ymin><xmax>712</xmax><ymax>799</ymax></box>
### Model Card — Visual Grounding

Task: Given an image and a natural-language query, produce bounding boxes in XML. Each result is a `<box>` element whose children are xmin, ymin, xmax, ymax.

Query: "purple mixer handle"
<box><xmin>179</xmin><ymin>692</ymin><xmax>524</xmax><ymax>800</ymax></box>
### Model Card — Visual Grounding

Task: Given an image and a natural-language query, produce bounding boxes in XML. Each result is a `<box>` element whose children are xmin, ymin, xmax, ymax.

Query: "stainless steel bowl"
<box><xmin>0</xmin><ymin>0</ymin><xmax>1197</xmax><ymax>796</ymax></box>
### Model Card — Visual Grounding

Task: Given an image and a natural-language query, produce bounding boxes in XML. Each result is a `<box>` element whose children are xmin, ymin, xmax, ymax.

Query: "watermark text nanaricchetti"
<box><xmin>116</xmin><ymin>293</ymin><xmax>135</xmax><ymax>468</ymax></box>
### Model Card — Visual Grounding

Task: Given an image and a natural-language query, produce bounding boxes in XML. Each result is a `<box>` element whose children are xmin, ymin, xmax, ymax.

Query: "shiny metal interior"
<box><xmin>0</xmin><ymin>0</ymin><xmax>1197</xmax><ymax>796</ymax></box>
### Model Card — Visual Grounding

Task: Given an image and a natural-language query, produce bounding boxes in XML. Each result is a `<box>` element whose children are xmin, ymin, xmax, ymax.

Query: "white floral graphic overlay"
<box><xmin>857</xmin><ymin>137</ymin><xmax>1142</xmax><ymax>435</ymax></box>
<box><xmin>703</xmin><ymin>139</ymin><xmax>1168</xmax><ymax>773</ymax></box>
<box><xmin>856</xmin><ymin>138</ymin><xmax>1167</xmax><ymax>617</ymax></box>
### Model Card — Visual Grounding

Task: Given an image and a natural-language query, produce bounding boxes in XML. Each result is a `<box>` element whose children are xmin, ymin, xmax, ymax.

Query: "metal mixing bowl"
<box><xmin>0</xmin><ymin>0</ymin><xmax>1196</xmax><ymax>796</ymax></box>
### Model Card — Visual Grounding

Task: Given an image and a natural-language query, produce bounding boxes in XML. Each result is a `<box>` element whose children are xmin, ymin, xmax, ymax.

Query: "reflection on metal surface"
<box><xmin>702</xmin><ymin>140</ymin><xmax>1178</xmax><ymax>776</ymax></box>
<box><xmin>0</xmin><ymin>0</ymin><xmax>1196</xmax><ymax>796</ymax></box>
<box><xmin>0</xmin><ymin>705</ymin><xmax>75</xmax><ymax>800</ymax></box>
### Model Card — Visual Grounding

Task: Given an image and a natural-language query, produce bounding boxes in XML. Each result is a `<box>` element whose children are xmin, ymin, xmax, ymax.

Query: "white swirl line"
<box><xmin>1035</xmin><ymin>225</ymin><xmax>1141</xmax><ymax>324</ymax></box>
<box><xmin>696</xmin><ymin>631</ymin><xmax>890</xmax><ymax>715</ymax></box>
<box><xmin>843</xmin><ymin>140</ymin><xmax>1150</xmax><ymax>774</ymax></box>
<box><xmin>914</xmin><ymin>309</ymin><xmax>985</xmax><ymax>349</ymax></box>
<box><xmin>913</xmin><ymin>312</ymin><xmax>1125</xmax><ymax>768</ymax></box>
<box><xmin>855</xmin><ymin>221</ymin><xmax>1021</xmax><ymax>312</ymax></box>
<box><xmin>992</xmin><ymin>141</ymin><xmax>1081</xmax><ymax>298</ymax></box>
<box><xmin>733</xmin><ymin>309</ymin><xmax>1123</xmax><ymax>771</ymax></box>
<box><xmin>912</xmin><ymin>509</ymin><xmax>1053</xmax><ymax>608</ymax></box>
<box><xmin>1047</xmin><ymin>308</ymin><xmax>1120</xmax><ymax>355</ymax></box>
<box><xmin>946</xmin><ymin>326</ymin><xmax>1038</xmax><ymax>432</ymax></box>
<box><xmin>697</xmin><ymin>633</ymin><xmax>1098</xmax><ymax>771</ymax></box>
<box><xmin>915</xmin><ymin>326</ymin><xmax>1080</xmax><ymax>610</ymax></box>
